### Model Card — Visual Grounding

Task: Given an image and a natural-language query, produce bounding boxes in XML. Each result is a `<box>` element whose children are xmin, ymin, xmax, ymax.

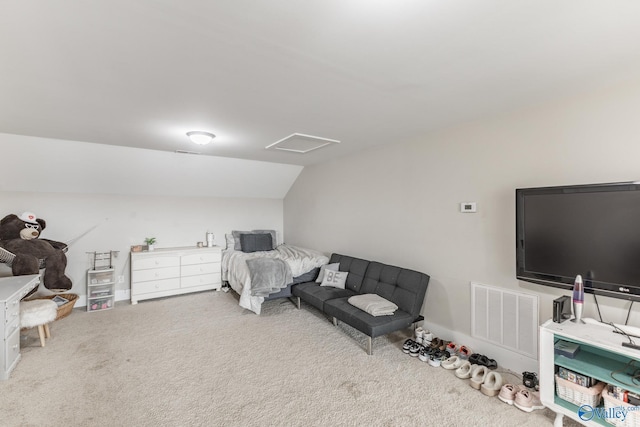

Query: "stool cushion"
<box><xmin>20</xmin><ymin>300</ymin><xmax>57</xmax><ymax>328</ymax></box>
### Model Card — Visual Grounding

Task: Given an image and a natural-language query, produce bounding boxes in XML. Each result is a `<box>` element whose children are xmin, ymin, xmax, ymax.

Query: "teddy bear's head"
<box><xmin>0</xmin><ymin>212</ymin><xmax>47</xmax><ymax>241</ymax></box>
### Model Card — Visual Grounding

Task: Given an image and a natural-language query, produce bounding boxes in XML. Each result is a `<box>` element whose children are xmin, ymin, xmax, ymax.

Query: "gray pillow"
<box><xmin>232</xmin><ymin>230</ymin><xmax>252</xmax><ymax>251</ymax></box>
<box><xmin>239</xmin><ymin>233</ymin><xmax>273</xmax><ymax>253</ymax></box>
<box><xmin>252</xmin><ymin>229</ymin><xmax>277</xmax><ymax>249</ymax></box>
<box><xmin>232</xmin><ymin>230</ymin><xmax>278</xmax><ymax>250</ymax></box>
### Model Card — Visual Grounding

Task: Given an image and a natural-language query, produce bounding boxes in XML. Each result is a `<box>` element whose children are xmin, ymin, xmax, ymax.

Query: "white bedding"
<box><xmin>222</xmin><ymin>244</ymin><xmax>328</xmax><ymax>314</ymax></box>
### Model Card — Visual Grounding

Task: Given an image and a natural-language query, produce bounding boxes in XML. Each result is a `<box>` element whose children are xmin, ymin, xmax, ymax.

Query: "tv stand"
<box><xmin>540</xmin><ymin>318</ymin><xmax>640</xmax><ymax>426</ymax></box>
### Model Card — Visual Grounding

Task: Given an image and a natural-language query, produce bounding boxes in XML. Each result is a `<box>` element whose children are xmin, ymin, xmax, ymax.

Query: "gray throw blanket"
<box><xmin>246</xmin><ymin>258</ymin><xmax>293</xmax><ymax>297</ymax></box>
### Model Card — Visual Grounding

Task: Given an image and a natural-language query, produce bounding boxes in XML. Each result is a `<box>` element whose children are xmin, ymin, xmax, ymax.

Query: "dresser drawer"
<box><xmin>181</xmin><ymin>262</ymin><xmax>219</xmax><ymax>277</ymax></box>
<box><xmin>4</xmin><ymin>295</ymin><xmax>20</xmax><ymax>326</ymax></box>
<box><xmin>4</xmin><ymin>328</ymin><xmax>20</xmax><ymax>372</ymax></box>
<box><xmin>181</xmin><ymin>273</ymin><xmax>221</xmax><ymax>288</ymax></box>
<box><xmin>132</xmin><ymin>266</ymin><xmax>180</xmax><ymax>283</ymax></box>
<box><xmin>4</xmin><ymin>316</ymin><xmax>19</xmax><ymax>341</ymax></box>
<box><xmin>132</xmin><ymin>278</ymin><xmax>180</xmax><ymax>295</ymax></box>
<box><xmin>181</xmin><ymin>251</ymin><xmax>221</xmax><ymax>266</ymax></box>
<box><xmin>132</xmin><ymin>256</ymin><xmax>180</xmax><ymax>271</ymax></box>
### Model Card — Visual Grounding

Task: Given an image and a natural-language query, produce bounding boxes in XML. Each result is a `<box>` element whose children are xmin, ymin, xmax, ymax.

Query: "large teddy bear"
<box><xmin>0</xmin><ymin>212</ymin><xmax>72</xmax><ymax>291</ymax></box>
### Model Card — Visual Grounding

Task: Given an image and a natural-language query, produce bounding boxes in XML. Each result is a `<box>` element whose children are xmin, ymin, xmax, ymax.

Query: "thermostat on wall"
<box><xmin>460</xmin><ymin>202</ymin><xmax>477</xmax><ymax>213</ymax></box>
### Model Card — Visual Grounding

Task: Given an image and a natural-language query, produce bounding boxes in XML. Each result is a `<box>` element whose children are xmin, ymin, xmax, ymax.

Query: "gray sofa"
<box><xmin>292</xmin><ymin>253</ymin><xmax>430</xmax><ymax>355</ymax></box>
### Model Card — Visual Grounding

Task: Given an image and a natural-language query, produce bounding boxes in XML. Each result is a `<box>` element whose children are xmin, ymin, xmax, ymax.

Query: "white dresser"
<box><xmin>130</xmin><ymin>247</ymin><xmax>221</xmax><ymax>304</ymax></box>
<box><xmin>1</xmin><ymin>274</ymin><xmax>40</xmax><ymax>380</ymax></box>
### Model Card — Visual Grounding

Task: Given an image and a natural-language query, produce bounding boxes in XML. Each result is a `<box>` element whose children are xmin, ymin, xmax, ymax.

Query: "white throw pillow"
<box><xmin>225</xmin><ymin>234</ymin><xmax>235</xmax><ymax>251</ymax></box>
<box><xmin>321</xmin><ymin>270</ymin><xmax>348</xmax><ymax>289</ymax></box>
<box><xmin>316</xmin><ymin>263</ymin><xmax>340</xmax><ymax>283</ymax></box>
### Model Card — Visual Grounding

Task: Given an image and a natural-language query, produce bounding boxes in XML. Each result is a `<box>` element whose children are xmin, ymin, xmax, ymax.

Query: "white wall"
<box><xmin>0</xmin><ymin>192</ymin><xmax>284</xmax><ymax>302</ymax></box>
<box><xmin>284</xmin><ymin>76</ymin><xmax>640</xmax><ymax>371</ymax></box>
<box><xmin>0</xmin><ymin>134</ymin><xmax>297</xmax><ymax>303</ymax></box>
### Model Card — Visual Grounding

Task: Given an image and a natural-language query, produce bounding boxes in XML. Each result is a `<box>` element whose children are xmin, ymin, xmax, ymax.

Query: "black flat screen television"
<box><xmin>516</xmin><ymin>181</ymin><xmax>640</xmax><ymax>301</ymax></box>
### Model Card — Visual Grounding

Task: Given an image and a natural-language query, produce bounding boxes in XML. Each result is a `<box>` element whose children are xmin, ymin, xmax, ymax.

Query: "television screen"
<box><xmin>516</xmin><ymin>182</ymin><xmax>640</xmax><ymax>301</ymax></box>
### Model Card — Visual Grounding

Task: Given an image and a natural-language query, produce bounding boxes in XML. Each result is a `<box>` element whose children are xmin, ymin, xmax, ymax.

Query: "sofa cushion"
<box><xmin>359</xmin><ymin>262</ymin><xmax>429</xmax><ymax>318</ymax></box>
<box><xmin>328</xmin><ymin>254</ymin><xmax>370</xmax><ymax>293</ymax></box>
<box><xmin>292</xmin><ymin>282</ymin><xmax>356</xmax><ymax>311</ymax></box>
<box><xmin>324</xmin><ymin>297</ymin><xmax>415</xmax><ymax>338</ymax></box>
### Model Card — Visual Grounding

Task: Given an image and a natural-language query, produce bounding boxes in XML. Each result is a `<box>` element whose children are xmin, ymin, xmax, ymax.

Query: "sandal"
<box><xmin>486</xmin><ymin>358</ymin><xmax>498</xmax><ymax>370</ymax></box>
<box><xmin>468</xmin><ymin>353</ymin><xmax>481</xmax><ymax>365</ymax></box>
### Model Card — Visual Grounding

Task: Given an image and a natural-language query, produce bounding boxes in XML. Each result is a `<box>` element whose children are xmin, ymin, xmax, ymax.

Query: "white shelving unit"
<box><xmin>540</xmin><ymin>318</ymin><xmax>640</xmax><ymax>426</ymax></box>
<box><xmin>86</xmin><ymin>251</ymin><xmax>118</xmax><ymax>312</ymax></box>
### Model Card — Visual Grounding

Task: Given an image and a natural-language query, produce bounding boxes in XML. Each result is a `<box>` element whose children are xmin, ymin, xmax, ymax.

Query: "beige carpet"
<box><xmin>1</xmin><ymin>291</ymin><xmax>572</xmax><ymax>426</ymax></box>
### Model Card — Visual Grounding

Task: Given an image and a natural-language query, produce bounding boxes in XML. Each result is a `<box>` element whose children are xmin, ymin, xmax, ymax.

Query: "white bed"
<box><xmin>222</xmin><ymin>244</ymin><xmax>328</xmax><ymax>314</ymax></box>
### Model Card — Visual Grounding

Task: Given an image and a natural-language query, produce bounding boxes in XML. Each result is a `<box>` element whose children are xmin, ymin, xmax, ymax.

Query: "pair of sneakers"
<box><xmin>414</xmin><ymin>327</ymin><xmax>433</xmax><ymax>346</ymax></box>
<box><xmin>498</xmin><ymin>384</ymin><xmax>544</xmax><ymax>412</ymax></box>
<box><xmin>402</xmin><ymin>339</ymin><xmax>424</xmax><ymax>357</ymax></box>
<box><xmin>445</xmin><ymin>342</ymin><xmax>473</xmax><ymax>359</ymax></box>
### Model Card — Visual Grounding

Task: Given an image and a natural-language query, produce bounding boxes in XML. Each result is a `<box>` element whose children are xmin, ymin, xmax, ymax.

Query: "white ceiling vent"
<box><xmin>265</xmin><ymin>133</ymin><xmax>340</xmax><ymax>154</ymax></box>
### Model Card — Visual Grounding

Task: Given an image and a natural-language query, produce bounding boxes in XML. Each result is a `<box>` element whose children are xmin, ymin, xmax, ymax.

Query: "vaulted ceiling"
<box><xmin>2</xmin><ymin>1</ymin><xmax>640</xmax><ymax>166</ymax></box>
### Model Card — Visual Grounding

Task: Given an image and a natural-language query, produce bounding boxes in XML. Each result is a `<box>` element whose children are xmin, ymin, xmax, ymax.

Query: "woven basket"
<box><xmin>602</xmin><ymin>389</ymin><xmax>640</xmax><ymax>427</ymax></box>
<box><xmin>556</xmin><ymin>375</ymin><xmax>605</xmax><ymax>407</ymax></box>
<box><xmin>33</xmin><ymin>293</ymin><xmax>78</xmax><ymax>320</ymax></box>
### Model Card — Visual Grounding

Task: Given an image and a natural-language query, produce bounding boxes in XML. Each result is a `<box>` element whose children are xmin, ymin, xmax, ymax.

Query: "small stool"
<box><xmin>20</xmin><ymin>300</ymin><xmax>58</xmax><ymax>347</ymax></box>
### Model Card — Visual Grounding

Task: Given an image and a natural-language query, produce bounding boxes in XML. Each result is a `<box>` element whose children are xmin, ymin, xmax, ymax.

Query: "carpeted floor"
<box><xmin>1</xmin><ymin>291</ymin><xmax>571</xmax><ymax>426</ymax></box>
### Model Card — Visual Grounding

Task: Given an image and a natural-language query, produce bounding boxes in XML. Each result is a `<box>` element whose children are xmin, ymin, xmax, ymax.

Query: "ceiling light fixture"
<box><xmin>186</xmin><ymin>131</ymin><xmax>216</xmax><ymax>145</ymax></box>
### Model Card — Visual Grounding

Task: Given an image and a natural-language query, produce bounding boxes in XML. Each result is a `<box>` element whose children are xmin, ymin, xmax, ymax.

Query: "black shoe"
<box><xmin>523</xmin><ymin>371</ymin><xmax>538</xmax><ymax>388</ymax></box>
<box><xmin>402</xmin><ymin>339</ymin><xmax>415</xmax><ymax>353</ymax></box>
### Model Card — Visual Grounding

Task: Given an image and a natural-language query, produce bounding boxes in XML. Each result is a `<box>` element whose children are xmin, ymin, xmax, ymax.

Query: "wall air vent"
<box><xmin>265</xmin><ymin>133</ymin><xmax>340</xmax><ymax>154</ymax></box>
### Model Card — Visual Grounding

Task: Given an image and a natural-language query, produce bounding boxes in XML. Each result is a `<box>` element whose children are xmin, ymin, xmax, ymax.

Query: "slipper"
<box><xmin>481</xmin><ymin>372</ymin><xmax>503</xmax><ymax>397</ymax></box>
<box><xmin>455</xmin><ymin>362</ymin><xmax>478</xmax><ymax>379</ymax></box>
<box><xmin>470</xmin><ymin>366</ymin><xmax>489</xmax><ymax>390</ymax></box>
<box><xmin>442</xmin><ymin>356</ymin><xmax>464</xmax><ymax>370</ymax></box>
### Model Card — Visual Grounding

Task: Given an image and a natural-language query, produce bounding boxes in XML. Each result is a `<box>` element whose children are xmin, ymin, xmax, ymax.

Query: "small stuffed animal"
<box><xmin>0</xmin><ymin>212</ymin><xmax>72</xmax><ymax>292</ymax></box>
